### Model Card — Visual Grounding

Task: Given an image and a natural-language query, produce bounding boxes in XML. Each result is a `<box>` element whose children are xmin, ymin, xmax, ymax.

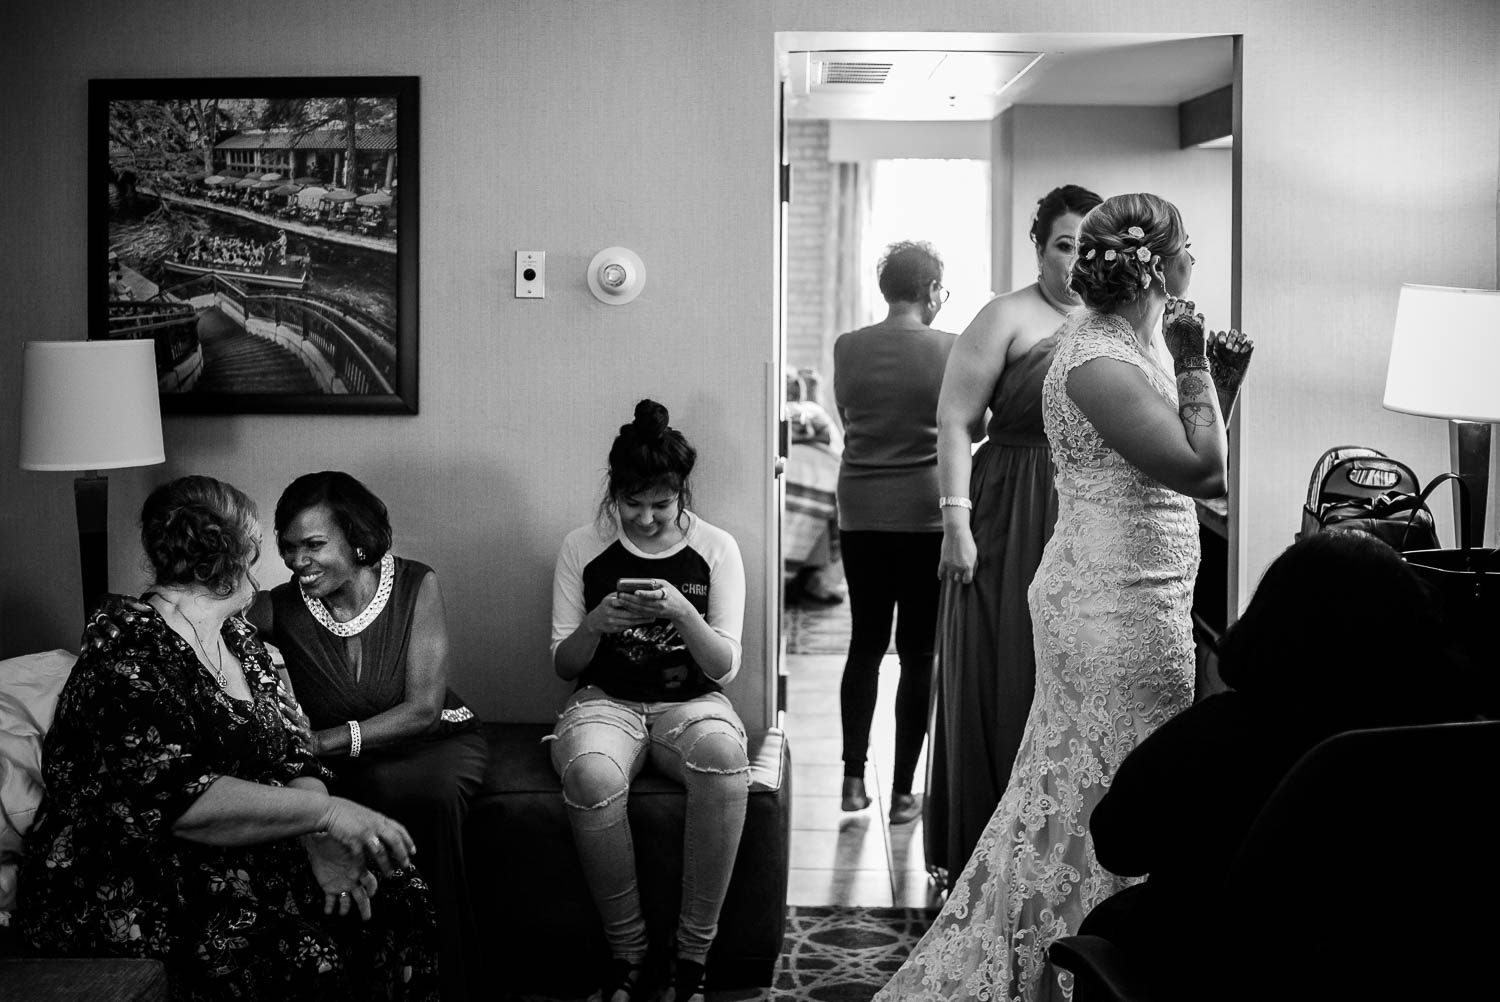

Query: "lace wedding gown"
<box><xmin>875</xmin><ymin>310</ymin><xmax>1199</xmax><ymax>1002</ymax></box>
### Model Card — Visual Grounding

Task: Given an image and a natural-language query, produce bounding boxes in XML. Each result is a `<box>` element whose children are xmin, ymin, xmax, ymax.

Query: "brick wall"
<box><xmin>784</xmin><ymin>120</ymin><xmax>831</xmax><ymax>397</ymax></box>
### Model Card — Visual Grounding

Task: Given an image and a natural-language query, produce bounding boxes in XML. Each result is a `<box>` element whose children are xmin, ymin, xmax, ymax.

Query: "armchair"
<box><xmin>1050</xmin><ymin>719</ymin><xmax>1500</xmax><ymax>1002</ymax></box>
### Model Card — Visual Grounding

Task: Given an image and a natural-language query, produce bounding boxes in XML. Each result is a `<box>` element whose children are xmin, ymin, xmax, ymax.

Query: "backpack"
<box><xmin>1299</xmin><ymin>446</ymin><xmax>1438</xmax><ymax>552</ymax></box>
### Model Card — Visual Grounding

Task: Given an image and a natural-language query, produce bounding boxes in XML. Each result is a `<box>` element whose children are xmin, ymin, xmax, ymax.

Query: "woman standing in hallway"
<box><xmin>924</xmin><ymin>184</ymin><xmax>1102</xmax><ymax>882</ymax></box>
<box><xmin>832</xmin><ymin>240</ymin><xmax>957</xmax><ymax>826</ymax></box>
<box><xmin>875</xmin><ymin>192</ymin><xmax>1252</xmax><ymax>1002</ymax></box>
<box><xmin>549</xmin><ymin>399</ymin><xmax>749</xmax><ymax>1002</ymax></box>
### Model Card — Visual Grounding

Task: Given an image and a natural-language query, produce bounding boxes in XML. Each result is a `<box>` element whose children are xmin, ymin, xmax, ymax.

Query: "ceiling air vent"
<box><xmin>821</xmin><ymin>61</ymin><xmax>893</xmax><ymax>86</ymax></box>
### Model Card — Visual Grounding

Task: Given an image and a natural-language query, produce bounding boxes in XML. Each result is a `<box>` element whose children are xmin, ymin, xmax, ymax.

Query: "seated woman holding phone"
<box><xmin>548</xmin><ymin>399</ymin><xmax>750</xmax><ymax>1002</ymax></box>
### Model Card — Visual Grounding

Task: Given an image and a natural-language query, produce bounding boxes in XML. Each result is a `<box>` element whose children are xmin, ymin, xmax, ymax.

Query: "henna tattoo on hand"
<box><xmin>1179</xmin><ymin>402</ymin><xmax>1216</xmax><ymax>429</ymax></box>
<box><xmin>1178</xmin><ymin>372</ymin><xmax>1210</xmax><ymax>397</ymax></box>
<box><xmin>1163</xmin><ymin>303</ymin><xmax>1206</xmax><ymax>365</ymax></box>
<box><xmin>1209</xmin><ymin>333</ymin><xmax>1255</xmax><ymax>394</ymax></box>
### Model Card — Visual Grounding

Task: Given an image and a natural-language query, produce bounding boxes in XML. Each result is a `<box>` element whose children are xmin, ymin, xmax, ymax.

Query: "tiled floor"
<box><xmin>781</xmin><ymin>651</ymin><xmax>947</xmax><ymax>909</ymax></box>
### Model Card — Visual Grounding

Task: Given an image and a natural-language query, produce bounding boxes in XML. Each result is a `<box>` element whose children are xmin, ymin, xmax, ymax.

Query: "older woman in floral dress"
<box><xmin>22</xmin><ymin>475</ymin><xmax>437</xmax><ymax>1002</ymax></box>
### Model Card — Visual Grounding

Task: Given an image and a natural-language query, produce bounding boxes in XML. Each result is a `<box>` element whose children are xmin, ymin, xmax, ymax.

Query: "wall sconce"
<box><xmin>587</xmin><ymin>247</ymin><xmax>646</xmax><ymax>305</ymax></box>
<box><xmin>1383</xmin><ymin>284</ymin><xmax>1500</xmax><ymax>544</ymax></box>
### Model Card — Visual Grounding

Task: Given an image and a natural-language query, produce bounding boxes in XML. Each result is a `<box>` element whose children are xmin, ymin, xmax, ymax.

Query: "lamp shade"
<box><xmin>19</xmin><ymin>340</ymin><xmax>165</xmax><ymax>471</ymax></box>
<box><xmin>1384</xmin><ymin>284</ymin><xmax>1500</xmax><ymax>423</ymax></box>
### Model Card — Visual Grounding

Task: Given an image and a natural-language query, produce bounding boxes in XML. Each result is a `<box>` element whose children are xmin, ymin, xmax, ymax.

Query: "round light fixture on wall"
<box><xmin>587</xmin><ymin>246</ymin><xmax>646</xmax><ymax>305</ymax></box>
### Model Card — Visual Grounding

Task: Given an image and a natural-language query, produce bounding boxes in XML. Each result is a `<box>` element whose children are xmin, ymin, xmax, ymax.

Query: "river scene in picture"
<box><xmin>98</xmin><ymin>81</ymin><xmax>413</xmax><ymax>409</ymax></box>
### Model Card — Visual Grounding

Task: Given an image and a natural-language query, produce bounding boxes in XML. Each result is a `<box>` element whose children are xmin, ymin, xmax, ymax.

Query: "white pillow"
<box><xmin>0</xmin><ymin>649</ymin><xmax>78</xmax><ymax>911</ymax></box>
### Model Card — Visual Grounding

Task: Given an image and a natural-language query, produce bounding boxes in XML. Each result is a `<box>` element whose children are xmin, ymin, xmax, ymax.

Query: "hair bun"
<box><xmin>630</xmin><ymin>398</ymin><xmax>670</xmax><ymax>442</ymax></box>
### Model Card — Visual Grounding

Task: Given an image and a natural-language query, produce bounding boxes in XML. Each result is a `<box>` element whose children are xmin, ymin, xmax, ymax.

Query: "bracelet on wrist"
<box><xmin>1175</xmin><ymin>355</ymin><xmax>1210</xmax><ymax>373</ymax></box>
<box><xmin>347</xmin><ymin>719</ymin><xmax>362</xmax><ymax>758</ymax></box>
<box><xmin>939</xmin><ymin>496</ymin><xmax>973</xmax><ymax>511</ymax></box>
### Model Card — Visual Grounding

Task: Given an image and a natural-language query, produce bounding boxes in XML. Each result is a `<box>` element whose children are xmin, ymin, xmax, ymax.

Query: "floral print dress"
<box><xmin>19</xmin><ymin>607</ymin><xmax>439</xmax><ymax>1002</ymax></box>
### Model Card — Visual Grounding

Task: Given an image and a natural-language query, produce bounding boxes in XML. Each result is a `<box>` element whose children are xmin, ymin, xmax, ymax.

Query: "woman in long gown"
<box><xmin>926</xmin><ymin>184</ymin><xmax>1101</xmax><ymax>882</ymax></box>
<box><xmin>877</xmin><ymin>192</ymin><xmax>1252</xmax><ymax>1002</ymax></box>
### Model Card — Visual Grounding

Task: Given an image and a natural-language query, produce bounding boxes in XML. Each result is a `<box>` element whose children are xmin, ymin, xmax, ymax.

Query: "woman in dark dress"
<box><xmin>24</xmin><ymin>475</ymin><xmax>437</xmax><ymax>1002</ymax></box>
<box><xmin>925</xmin><ymin>184</ymin><xmax>1102</xmax><ymax>880</ymax></box>
<box><xmin>263</xmin><ymin>471</ymin><xmax>488</xmax><ymax>1002</ymax></box>
<box><xmin>88</xmin><ymin>471</ymin><xmax>487</xmax><ymax>1002</ymax></box>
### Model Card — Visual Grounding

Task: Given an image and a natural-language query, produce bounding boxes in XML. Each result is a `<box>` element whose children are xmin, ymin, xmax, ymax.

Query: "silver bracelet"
<box><xmin>939</xmin><ymin>496</ymin><xmax>973</xmax><ymax>510</ymax></box>
<box><xmin>347</xmin><ymin>719</ymin><xmax>362</xmax><ymax>758</ymax></box>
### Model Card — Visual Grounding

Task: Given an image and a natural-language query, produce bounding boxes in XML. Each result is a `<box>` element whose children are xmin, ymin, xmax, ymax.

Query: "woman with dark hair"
<box><xmin>877</xmin><ymin>193</ymin><xmax>1253</xmax><ymax>1002</ymax></box>
<box><xmin>263</xmin><ymin>471</ymin><xmax>487</xmax><ymax>1002</ymax></box>
<box><xmin>86</xmin><ymin>471</ymin><xmax>486</xmax><ymax>1002</ymax></box>
<box><xmin>1084</xmin><ymin>529</ymin><xmax>1479</xmax><ymax>981</ymax></box>
<box><xmin>832</xmin><ymin>239</ymin><xmax>956</xmax><ymax>825</ymax></box>
<box><xmin>26</xmin><ymin>475</ymin><xmax>438</xmax><ymax>1000</ymax></box>
<box><xmin>549</xmin><ymin>399</ymin><xmax>749</xmax><ymax>1002</ymax></box>
<box><xmin>927</xmin><ymin>183</ymin><xmax>1103</xmax><ymax>880</ymax></box>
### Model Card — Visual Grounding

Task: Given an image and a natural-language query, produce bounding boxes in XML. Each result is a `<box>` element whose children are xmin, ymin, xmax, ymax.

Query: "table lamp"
<box><xmin>19</xmin><ymin>339</ymin><xmax>165</xmax><ymax>617</ymax></box>
<box><xmin>1383</xmin><ymin>284</ymin><xmax>1500</xmax><ymax>546</ymax></box>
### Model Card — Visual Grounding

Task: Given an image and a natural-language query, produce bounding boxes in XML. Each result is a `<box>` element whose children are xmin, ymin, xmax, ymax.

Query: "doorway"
<box><xmin>770</xmin><ymin>30</ymin><xmax>1241</xmax><ymax>907</ymax></box>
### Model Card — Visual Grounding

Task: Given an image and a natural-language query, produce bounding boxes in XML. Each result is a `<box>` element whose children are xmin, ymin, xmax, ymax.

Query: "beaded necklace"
<box><xmin>301</xmin><ymin>553</ymin><xmax>394</xmax><ymax>638</ymax></box>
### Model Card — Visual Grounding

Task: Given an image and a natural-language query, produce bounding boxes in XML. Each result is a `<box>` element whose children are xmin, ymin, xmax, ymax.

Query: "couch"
<box><xmin>467</xmin><ymin>723</ymin><xmax>791</xmax><ymax>1000</ymax></box>
<box><xmin>0</xmin><ymin>649</ymin><xmax>792</xmax><ymax>1001</ymax></box>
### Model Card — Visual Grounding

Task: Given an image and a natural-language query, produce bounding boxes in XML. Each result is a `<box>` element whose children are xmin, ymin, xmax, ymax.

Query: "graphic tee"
<box><xmin>551</xmin><ymin>512</ymin><xmax>745</xmax><ymax>703</ymax></box>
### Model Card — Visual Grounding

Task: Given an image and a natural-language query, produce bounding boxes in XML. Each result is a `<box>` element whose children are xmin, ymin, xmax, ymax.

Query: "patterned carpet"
<box><xmin>499</xmin><ymin>906</ymin><xmax>935</xmax><ymax>1002</ymax></box>
<box><xmin>769</xmin><ymin>905</ymin><xmax>935</xmax><ymax>1001</ymax></box>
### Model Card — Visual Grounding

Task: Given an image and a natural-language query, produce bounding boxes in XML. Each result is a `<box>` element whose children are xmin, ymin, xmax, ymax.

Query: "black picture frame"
<box><xmin>89</xmin><ymin>75</ymin><xmax>419</xmax><ymax>414</ymax></box>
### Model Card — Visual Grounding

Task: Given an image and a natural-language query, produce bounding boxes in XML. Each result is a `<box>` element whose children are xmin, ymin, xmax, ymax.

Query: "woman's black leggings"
<box><xmin>838</xmin><ymin>529</ymin><xmax>941</xmax><ymax>795</ymax></box>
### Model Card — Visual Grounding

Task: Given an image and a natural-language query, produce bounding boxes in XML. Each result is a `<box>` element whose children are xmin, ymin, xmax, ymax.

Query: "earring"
<box><xmin>356</xmin><ymin>548</ymin><xmax>367</xmax><ymax>562</ymax></box>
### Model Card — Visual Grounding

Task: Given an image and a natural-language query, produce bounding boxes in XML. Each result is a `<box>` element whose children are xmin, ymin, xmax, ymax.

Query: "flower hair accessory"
<box><xmin>1126</xmin><ymin>226</ymin><xmax>1145</xmax><ymax>239</ymax></box>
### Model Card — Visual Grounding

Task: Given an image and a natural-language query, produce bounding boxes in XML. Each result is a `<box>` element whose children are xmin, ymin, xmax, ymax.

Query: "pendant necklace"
<box><xmin>176</xmin><ymin>606</ymin><xmax>229</xmax><ymax>690</ymax></box>
<box><xmin>150</xmin><ymin>592</ymin><xmax>230</xmax><ymax>689</ymax></box>
<box><xmin>185</xmin><ymin>618</ymin><xmax>230</xmax><ymax>690</ymax></box>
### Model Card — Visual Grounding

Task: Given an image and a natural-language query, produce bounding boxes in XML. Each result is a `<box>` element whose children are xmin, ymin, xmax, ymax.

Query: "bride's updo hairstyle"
<box><xmin>1069</xmin><ymin>193</ymin><xmax>1188</xmax><ymax>314</ymax></box>
<box><xmin>600</xmin><ymin>398</ymin><xmax>698</xmax><ymax>529</ymax></box>
<box><xmin>140</xmin><ymin>475</ymin><xmax>261</xmax><ymax>598</ymax></box>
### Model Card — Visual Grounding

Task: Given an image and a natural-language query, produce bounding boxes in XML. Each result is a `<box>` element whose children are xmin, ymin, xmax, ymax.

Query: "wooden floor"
<box><xmin>781</xmin><ymin>650</ymin><xmax>946</xmax><ymax>909</ymax></box>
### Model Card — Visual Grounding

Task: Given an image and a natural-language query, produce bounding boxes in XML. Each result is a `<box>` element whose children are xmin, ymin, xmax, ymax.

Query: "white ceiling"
<box><xmin>779</xmin><ymin>32</ymin><xmax>1234</xmax><ymax>122</ymax></box>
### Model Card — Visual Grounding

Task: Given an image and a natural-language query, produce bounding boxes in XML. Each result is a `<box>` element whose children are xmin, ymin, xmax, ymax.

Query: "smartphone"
<box><xmin>616</xmin><ymin>577</ymin><xmax>659</xmax><ymax>594</ymax></box>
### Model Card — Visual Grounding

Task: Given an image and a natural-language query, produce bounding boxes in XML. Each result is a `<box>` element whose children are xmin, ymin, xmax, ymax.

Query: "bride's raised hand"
<box><xmin>1162</xmin><ymin>298</ymin><xmax>1207</xmax><ymax>371</ymax></box>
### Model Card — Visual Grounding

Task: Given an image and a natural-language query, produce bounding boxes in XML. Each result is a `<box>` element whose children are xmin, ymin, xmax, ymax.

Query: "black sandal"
<box><xmin>666</xmin><ymin>957</ymin><xmax>705</xmax><ymax>1002</ymax></box>
<box><xmin>603</xmin><ymin>957</ymin><xmax>647</xmax><ymax>1002</ymax></box>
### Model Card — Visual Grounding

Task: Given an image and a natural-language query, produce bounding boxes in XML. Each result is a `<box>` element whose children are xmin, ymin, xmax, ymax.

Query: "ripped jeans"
<box><xmin>546</xmin><ymin>686</ymin><xmax>750</xmax><ymax>965</ymax></box>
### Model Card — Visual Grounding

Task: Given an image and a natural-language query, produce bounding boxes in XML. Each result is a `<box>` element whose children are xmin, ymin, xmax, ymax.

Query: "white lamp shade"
<box><xmin>19</xmin><ymin>340</ymin><xmax>166</xmax><ymax>471</ymax></box>
<box><xmin>1384</xmin><ymin>284</ymin><xmax>1500</xmax><ymax>424</ymax></box>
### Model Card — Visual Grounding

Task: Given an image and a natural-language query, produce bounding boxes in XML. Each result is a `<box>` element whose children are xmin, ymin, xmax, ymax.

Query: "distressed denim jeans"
<box><xmin>546</xmin><ymin>686</ymin><xmax>750</xmax><ymax>964</ymax></box>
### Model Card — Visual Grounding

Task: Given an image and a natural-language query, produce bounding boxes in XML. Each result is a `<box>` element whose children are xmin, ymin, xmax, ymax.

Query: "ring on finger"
<box><xmin>339</xmin><ymin>891</ymin><xmax>349</xmax><ymax>900</ymax></box>
<box><xmin>368</xmin><ymin>836</ymin><xmax>385</xmax><ymax>851</ymax></box>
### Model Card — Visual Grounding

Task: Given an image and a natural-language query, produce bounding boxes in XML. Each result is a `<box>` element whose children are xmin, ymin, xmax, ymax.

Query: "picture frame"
<box><xmin>90</xmin><ymin>75</ymin><xmax>419</xmax><ymax>414</ymax></box>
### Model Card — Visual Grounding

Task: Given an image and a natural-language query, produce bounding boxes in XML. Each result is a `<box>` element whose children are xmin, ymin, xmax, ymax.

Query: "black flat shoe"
<box><xmin>662</xmin><ymin>957</ymin><xmax>705</xmax><ymax>1002</ymax></box>
<box><xmin>603</xmin><ymin>956</ymin><xmax>647</xmax><ymax>1002</ymax></box>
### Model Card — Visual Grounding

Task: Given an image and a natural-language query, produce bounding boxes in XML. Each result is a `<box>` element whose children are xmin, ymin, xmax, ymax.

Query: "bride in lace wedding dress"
<box><xmin>875</xmin><ymin>193</ymin><xmax>1250</xmax><ymax>1002</ymax></box>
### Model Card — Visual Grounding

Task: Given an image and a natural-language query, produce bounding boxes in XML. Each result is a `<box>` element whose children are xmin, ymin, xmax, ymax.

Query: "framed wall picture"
<box><xmin>90</xmin><ymin>75</ymin><xmax>419</xmax><ymax>414</ymax></box>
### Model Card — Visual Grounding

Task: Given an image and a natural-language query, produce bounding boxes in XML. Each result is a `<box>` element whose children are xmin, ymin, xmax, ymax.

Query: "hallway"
<box><xmin>781</xmin><ymin>647</ymin><xmax>946</xmax><ymax>909</ymax></box>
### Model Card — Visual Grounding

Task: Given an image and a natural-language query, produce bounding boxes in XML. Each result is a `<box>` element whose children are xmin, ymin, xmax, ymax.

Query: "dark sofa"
<box><xmin>467</xmin><ymin>722</ymin><xmax>792</xmax><ymax>1000</ymax></box>
<box><xmin>0</xmin><ymin>721</ymin><xmax>791</xmax><ymax>1001</ymax></box>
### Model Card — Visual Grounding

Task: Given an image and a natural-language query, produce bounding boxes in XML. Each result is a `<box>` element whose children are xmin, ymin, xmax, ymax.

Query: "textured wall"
<box><xmin>0</xmin><ymin>0</ymin><xmax>778</xmax><ymax>726</ymax></box>
<box><xmin>2</xmin><ymin>0</ymin><xmax>1496</xmax><ymax>724</ymax></box>
<box><xmin>1004</xmin><ymin>105</ymin><xmax>1233</xmax><ymax>344</ymax></box>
